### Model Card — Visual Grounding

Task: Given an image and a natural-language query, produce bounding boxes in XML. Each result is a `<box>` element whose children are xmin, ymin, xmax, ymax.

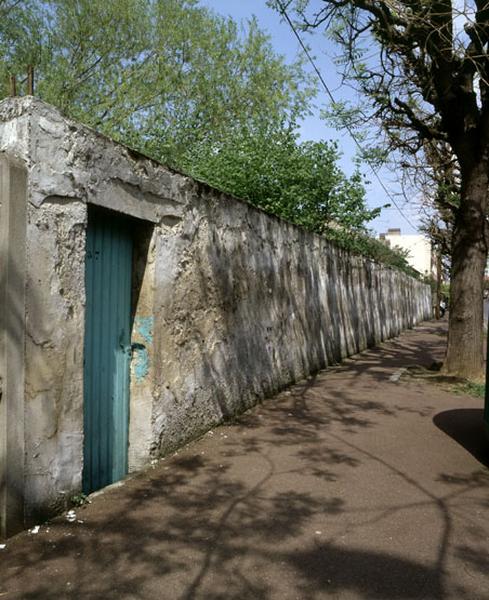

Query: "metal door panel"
<box><xmin>83</xmin><ymin>209</ymin><xmax>132</xmax><ymax>494</ymax></box>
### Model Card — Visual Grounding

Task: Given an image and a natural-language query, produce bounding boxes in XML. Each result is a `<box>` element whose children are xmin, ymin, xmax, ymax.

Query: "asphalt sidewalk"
<box><xmin>1</xmin><ymin>320</ymin><xmax>488</xmax><ymax>600</ymax></box>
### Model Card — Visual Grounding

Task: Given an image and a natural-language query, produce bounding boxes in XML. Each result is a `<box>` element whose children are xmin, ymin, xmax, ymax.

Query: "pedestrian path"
<box><xmin>1</xmin><ymin>321</ymin><xmax>488</xmax><ymax>599</ymax></box>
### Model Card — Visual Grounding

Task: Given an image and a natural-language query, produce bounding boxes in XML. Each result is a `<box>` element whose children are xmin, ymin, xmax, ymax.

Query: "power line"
<box><xmin>275</xmin><ymin>0</ymin><xmax>417</xmax><ymax>230</ymax></box>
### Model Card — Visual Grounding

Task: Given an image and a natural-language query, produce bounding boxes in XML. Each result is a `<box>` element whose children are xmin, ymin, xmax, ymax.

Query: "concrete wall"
<box><xmin>0</xmin><ymin>155</ymin><xmax>27</xmax><ymax>538</ymax></box>
<box><xmin>0</xmin><ymin>97</ymin><xmax>432</xmax><ymax>532</ymax></box>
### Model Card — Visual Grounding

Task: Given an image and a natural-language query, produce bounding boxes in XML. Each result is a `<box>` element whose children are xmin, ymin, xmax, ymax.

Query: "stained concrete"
<box><xmin>0</xmin><ymin>97</ymin><xmax>432</xmax><ymax>532</ymax></box>
<box><xmin>0</xmin><ymin>155</ymin><xmax>27</xmax><ymax>538</ymax></box>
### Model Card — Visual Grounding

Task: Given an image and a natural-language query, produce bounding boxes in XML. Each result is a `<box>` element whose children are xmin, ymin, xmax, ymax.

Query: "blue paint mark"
<box><xmin>132</xmin><ymin>344</ymin><xmax>149</xmax><ymax>381</ymax></box>
<box><xmin>132</xmin><ymin>317</ymin><xmax>153</xmax><ymax>381</ymax></box>
<box><xmin>136</xmin><ymin>316</ymin><xmax>153</xmax><ymax>345</ymax></box>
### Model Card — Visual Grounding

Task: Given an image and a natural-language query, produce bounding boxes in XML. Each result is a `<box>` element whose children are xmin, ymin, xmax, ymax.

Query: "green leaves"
<box><xmin>0</xmin><ymin>0</ymin><xmax>313</xmax><ymax>157</ymax></box>
<box><xmin>0</xmin><ymin>0</ymin><xmax>413</xmax><ymax>273</ymax></box>
<box><xmin>180</xmin><ymin>119</ymin><xmax>405</xmax><ymax>266</ymax></box>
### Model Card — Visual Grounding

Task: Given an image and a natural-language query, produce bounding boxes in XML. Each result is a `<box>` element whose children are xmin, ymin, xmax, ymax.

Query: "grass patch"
<box><xmin>405</xmin><ymin>366</ymin><xmax>486</xmax><ymax>399</ymax></box>
<box><xmin>456</xmin><ymin>381</ymin><xmax>486</xmax><ymax>399</ymax></box>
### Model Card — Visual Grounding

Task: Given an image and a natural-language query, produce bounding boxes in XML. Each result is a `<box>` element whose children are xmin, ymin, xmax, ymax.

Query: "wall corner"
<box><xmin>0</xmin><ymin>154</ymin><xmax>28</xmax><ymax>538</ymax></box>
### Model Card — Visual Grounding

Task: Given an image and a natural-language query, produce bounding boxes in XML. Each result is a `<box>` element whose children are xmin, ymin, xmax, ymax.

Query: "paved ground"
<box><xmin>1</xmin><ymin>320</ymin><xmax>489</xmax><ymax>600</ymax></box>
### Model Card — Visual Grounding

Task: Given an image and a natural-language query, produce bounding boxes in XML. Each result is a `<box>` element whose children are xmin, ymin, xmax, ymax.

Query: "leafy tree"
<box><xmin>276</xmin><ymin>0</ymin><xmax>489</xmax><ymax>379</ymax></box>
<box><xmin>184</xmin><ymin>121</ymin><xmax>378</xmax><ymax>233</ymax></box>
<box><xmin>0</xmin><ymin>1</ymin><xmax>411</xmax><ymax>275</ymax></box>
<box><xmin>0</xmin><ymin>0</ymin><xmax>313</xmax><ymax>166</ymax></box>
<box><xmin>184</xmin><ymin>120</ymin><xmax>419</xmax><ymax>274</ymax></box>
<box><xmin>0</xmin><ymin>1</ymin><xmax>40</xmax><ymax>91</ymax></box>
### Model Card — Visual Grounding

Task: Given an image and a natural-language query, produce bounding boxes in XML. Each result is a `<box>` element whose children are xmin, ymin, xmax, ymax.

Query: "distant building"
<box><xmin>379</xmin><ymin>228</ymin><xmax>434</xmax><ymax>277</ymax></box>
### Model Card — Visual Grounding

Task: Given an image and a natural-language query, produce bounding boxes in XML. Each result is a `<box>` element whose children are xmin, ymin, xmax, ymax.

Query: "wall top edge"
<box><xmin>0</xmin><ymin>97</ymin><xmax>427</xmax><ymax>284</ymax></box>
<box><xmin>0</xmin><ymin>96</ymin><xmax>189</xmax><ymax>179</ymax></box>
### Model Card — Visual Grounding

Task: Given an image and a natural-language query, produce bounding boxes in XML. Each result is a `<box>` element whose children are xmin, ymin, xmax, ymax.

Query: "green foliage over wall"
<box><xmin>0</xmin><ymin>0</ymin><xmax>414</xmax><ymax>275</ymax></box>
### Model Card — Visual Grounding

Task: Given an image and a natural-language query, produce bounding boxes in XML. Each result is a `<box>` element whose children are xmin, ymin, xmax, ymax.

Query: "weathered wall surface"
<box><xmin>0</xmin><ymin>155</ymin><xmax>27</xmax><ymax>537</ymax></box>
<box><xmin>151</xmin><ymin>193</ymin><xmax>431</xmax><ymax>455</ymax></box>
<box><xmin>0</xmin><ymin>97</ymin><xmax>431</xmax><ymax>528</ymax></box>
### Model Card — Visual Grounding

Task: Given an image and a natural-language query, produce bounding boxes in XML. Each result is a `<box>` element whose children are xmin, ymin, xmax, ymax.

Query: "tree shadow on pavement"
<box><xmin>3</xmin><ymin>391</ymin><xmax>487</xmax><ymax>600</ymax></box>
<box><xmin>0</xmin><ymin>452</ymin><xmax>455</xmax><ymax>600</ymax></box>
<box><xmin>1</xmin><ymin>324</ymin><xmax>487</xmax><ymax>600</ymax></box>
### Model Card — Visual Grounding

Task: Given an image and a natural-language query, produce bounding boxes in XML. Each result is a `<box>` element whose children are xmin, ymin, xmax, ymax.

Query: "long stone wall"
<box><xmin>0</xmin><ymin>97</ymin><xmax>431</xmax><ymax>530</ymax></box>
<box><xmin>151</xmin><ymin>190</ymin><xmax>431</xmax><ymax>456</ymax></box>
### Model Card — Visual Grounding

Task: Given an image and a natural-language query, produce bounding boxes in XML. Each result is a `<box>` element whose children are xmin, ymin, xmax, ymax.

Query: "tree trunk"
<box><xmin>435</xmin><ymin>247</ymin><xmax>441</xmax><ymax>320</ymax></box>
<box><xmin>444</xmin><ymin>161</ymin><xmax>488</xmax><ymax>379</ymax></box>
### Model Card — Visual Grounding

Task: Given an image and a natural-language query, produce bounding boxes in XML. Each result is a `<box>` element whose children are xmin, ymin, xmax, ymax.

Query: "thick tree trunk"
<box><xmin>444</xmin><ymin>161</ymin><xmax>488</xmax><ymax>379</ymax></box>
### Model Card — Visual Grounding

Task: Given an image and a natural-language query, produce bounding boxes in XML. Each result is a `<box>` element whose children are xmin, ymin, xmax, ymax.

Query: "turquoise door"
<box><xmin>83</xmin><ymin>207</ymin><xmax>133</xmax><ymax>494</ymax></box>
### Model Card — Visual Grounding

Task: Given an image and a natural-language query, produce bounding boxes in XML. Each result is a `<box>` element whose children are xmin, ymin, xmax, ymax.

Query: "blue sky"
<box><xmin>200</xmin><ymin>0</ymin><xmax>420</xmax><ymax>234</ymax></box>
